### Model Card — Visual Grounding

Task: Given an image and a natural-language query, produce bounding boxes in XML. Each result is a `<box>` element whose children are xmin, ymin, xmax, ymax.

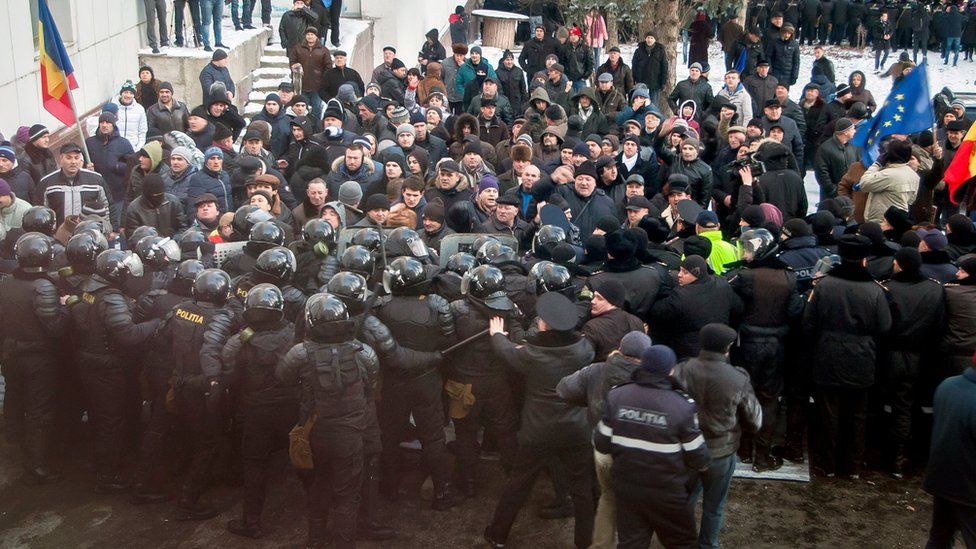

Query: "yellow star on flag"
<box><xmin>884</xmin><ymin>120</ymin><xmax>893</xmax><ymax>127</ymax></box>
<box><xmin>895</xmin><ymin>94</ymin><xmax>905</xmax><ymax>100</ymax></box>
<box><xmin>893</xmin><ymin>114</ymin><xmax>902</xmax><ymax>121</ymax></box>
<box><xmin>897</xmin><ymin>105</ymin><xmax>905</xmax><ymax>113</ymax></box>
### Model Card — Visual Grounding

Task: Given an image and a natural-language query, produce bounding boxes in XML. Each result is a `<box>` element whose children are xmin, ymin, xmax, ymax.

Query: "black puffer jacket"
<box><xmin>588</xmin><ymin>257</ymin><xmax>670</xmax><ymax>319</ymax></box>
<box><xmin>491</xmin><ymin>330</ymin><xmax>595</xmax><ymax>447</ymax></box>
<box><xmin>802</xmin><ymin>263</ymin><xmax>892</xmax><ymax>388</ymax></box>
<box><xmin>767</xmin><ymin>38</ymin><xmax>800</xmax><ymax>86</ymax></box>
<box><xmin>558</xmin><ymin>40</ymin><xmax>593</xmax><ymax>82</ymax></box>
<box><xmin>671</xmin><ymin>350</ymin><xmax>763</xmax><ymax>458</ymax></box>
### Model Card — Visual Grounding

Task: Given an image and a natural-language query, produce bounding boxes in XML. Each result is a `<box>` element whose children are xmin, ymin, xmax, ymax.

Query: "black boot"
<box><xmin>890</xmin><ymin>446</ymin><xmax>908</xmax><ymax>479</ymax></box>
<box><xmin>357</xmin><ymin>456</ymin><xmax>398</xmax><ymax>540</ymax></box>
<box><xmin>22</xmin><ymin>428</ymin><xmax>62</xmax><ymax>485</ymax></box>
<box><xmin>432</xmin><ymin>482</ymin><xmax>462</xmax><ymax>511</ymax></box>
<box><xmin>132</xmin><ymin>432</ymin><xmax>168</xmax><ymax>504</ymax></box>
<box><xmin>174</xmin><ymin>495</ymin><xmax>218</xmax><ymax>521</ymax></box>
<box><xmin>753</xmin><ymin>452</ymin><xmax>784</xmax><ymax>472</ymax></box>
<box><xmin>227</xmin><ymin>518</ymin><xmax>265</xmax><ymax>539</ymax></box>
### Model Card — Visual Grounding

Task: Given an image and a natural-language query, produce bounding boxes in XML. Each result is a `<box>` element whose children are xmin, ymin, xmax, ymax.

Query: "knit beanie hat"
<box><xmin>170</xmin><ymin>146</ymin><xmax>193</xmax><ymax>162</ymax></box>
<box><xmin>478</xmin><ymin>174</ymin><xmax>499</xmax><ymax>193</ymax></box>
<box><xmin>619</xmin><ymin>331</ymin><xmax>652</xmax><ymax>358</ymax></box>
<box><xmin>639</xmin><ymin>345</ymin><xmax>677</xmax><ymax>375</ymax></box>
<box><xmin>0</xmin><ymin>178</ymin><xmax>11</xmax><ymax>197</ymax></box>
<box><xmin>423</xmin><ymin>198</ymin><xmax>446</xmax><ymax>222</ymax></box>
<box><xmin>591</xmin><ymin>278</ymin><xmax>627</xmax><ymax>309</ymax></box>
<box><xmin>338</xmin><ymin>181</ymin><xmax>363</xmax><ymax>207</ymax></box>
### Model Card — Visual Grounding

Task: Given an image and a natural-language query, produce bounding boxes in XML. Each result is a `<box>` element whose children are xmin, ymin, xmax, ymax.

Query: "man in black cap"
<box><xmin>594</xmin><ymin>344</ymin><xmax>710</xmax><ymax>549</ymax></box>
<box><xmin>587</xmin><ymin>230</ymin><xmax>669</xmax><ymax>319</ymax></box>
<box><xmin>199</xmin><ymin>48</ymin><xmax>235</xmax><ymax>99</ymax></box>
<box><xmin>555</xmin><ymin>160</ymin><xmax>617</xmax><ymax>240</ymax></box>
<box><xmin>814</xmin><ymin>117</ymin><xmax>858</xmax><ymax>201</ymax></box>
<box><xmin>353</xmin><ymin>194</ymin><xmax>390</xmax><ymax>227</ymax></box>
<box><xmin>760</xmin><ymin>99</ymin><xmax>804</xmax><ymax>170</ymax></box>
<box><xmin>425</xmin><ymin>160</ymin><xmax>474</xmax><ymax>214</ymax></box>
<box><xmin>484</xmin><ymin>291</ymin><xmax>597</xmax><ymax>549</ymax></box>
<box><xmin>803</xmin><ymin>234</ymin><xmax>891</xmax><ymax>478</ymax></box>
<box><xmin>581</xmin><ymin>278</ymin><xmax>644</xmax><ymax>362</ymax></box>
<box><xmin>880</xmin><ymin>247</ymin><xmax>945</xmax><ymax>478</ymax></box>
<box><xmin>659</xmin><ymin>174</ymin><xmax>693</xmax><ymax>234</ymax></box>
<box><xmin>672</xmin><ymin>323</ymin><xmax>762</xmax><ymax>549</ymax></box>
<box><xmin>650</xmin><ymin>255</ymin><xmax>743</xmax><ymax>359</ymax></box>
<box><xmin>815</xmin><ymin>83</ymin><xmax>853</xmax><ymax>144</ymax></box>
<box><xmin>37</xmin><ymin>143</ymin><xmax>111</xmax><ymax>226</ymax></box>
<box><xmin>743</xmin><ymin>59</ymin><xmax>778</xmax><ymax>115</ymax></box>
<box><xmin>477</xmin><ymin>193</ymin><xmax>534</xmax><ymax>250</ymax></box>
<box><xmin>623</xmin><ymin>195</ymin><xmax>652</xmax><ymax>228</ymax></box>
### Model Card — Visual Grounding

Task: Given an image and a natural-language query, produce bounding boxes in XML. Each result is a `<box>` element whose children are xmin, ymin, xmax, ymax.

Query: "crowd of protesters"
<box><xmin>1</xmin><ymin>1</ymin><xmax>975</xmax><ymax>547</ymax></box>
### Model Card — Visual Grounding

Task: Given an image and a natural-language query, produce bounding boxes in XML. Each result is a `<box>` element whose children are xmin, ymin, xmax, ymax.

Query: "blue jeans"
<box><xmin>228</xmin><ymin>0</ymin><xmax>240</xmax><ymax>28</ymax></box>
<box><xmin>944</xmin><ymin>37</ymin><xmax>961</xmax><ymax>65</ymax></box>
<box><xmin>307</xmin><ymin>92</ymin><xmax>323</xmax><ymax>122</ymax></box>
<box><xmin>571</xmin><ymin>79</ymin><xmax>586</xmax><ymax>93</ymax></box>
<box><xmin>174</xmin><ymin>0</ymin><xmax>201</xmax><ymax>44</ymax></box>
<box><xmin>592</xmin><ymin>47</ymin><xmax>601</xmax><ymax>72</ymax></box>
<box><xmin>199</xmin><ymin>0</ymin><xmax>223</xmax><ymax>47</ymax></box>
<box><xmin>242</xmin><ymin>0</ymin><xmax>271</xmax><ymax>26</ymax></box>
<box><xmin>682</xmin><ymin>30</ymin><xmax>689</xmax><ymax>64</ymax></box>
<box><xmin>693</xmin><ymin>453</ymin><xmax>737</xmax><ymax>549</ymax></box>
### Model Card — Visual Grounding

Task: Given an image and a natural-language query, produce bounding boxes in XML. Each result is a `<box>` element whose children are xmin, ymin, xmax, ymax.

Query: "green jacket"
<box><xmin>700</xmin><ymin>229</ymin><xmax>739</xmax><ymax>275</ymax></box>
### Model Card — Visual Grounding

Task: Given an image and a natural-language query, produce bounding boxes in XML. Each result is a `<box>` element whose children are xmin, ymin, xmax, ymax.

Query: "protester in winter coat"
<box><xmin>856</xmin><ymin>139</ymin><xmax>919</xmax><ymax>224</ymax></box>
<box><xmin>803</xmin><ymin>235</ymin><xmax>891</xmax><ymax>478</ymax></box>
<box><xmin>767</xmin><ymin>24</ymin><xmax>801</xmax><ymax>86</ymax></box>
<box><xmin>631</xmin><ymin>31</ymin><xmax>669</xmax><ymax>102</ymax></box>
<box><xmin>186</xmin><ymin>146</ymin><xmax>232</xmax><ymax>218</ymax></box>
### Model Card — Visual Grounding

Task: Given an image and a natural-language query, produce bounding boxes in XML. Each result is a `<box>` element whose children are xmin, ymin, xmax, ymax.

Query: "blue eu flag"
<box><xmin>850</xmin><ymin>61</ymin><xmax>935</xmax><ymax>166</ymax></box>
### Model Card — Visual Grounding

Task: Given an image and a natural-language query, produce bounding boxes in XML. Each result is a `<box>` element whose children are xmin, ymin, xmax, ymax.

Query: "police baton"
<box><xmin>441</xmin><ymin>328</ymin><xmax>490</xmax><ymax>355</ymax></box>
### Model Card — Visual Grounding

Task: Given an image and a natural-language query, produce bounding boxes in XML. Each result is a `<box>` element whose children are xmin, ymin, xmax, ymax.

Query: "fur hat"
<box><xmin>510</xmin><ymin>143</ymin><xmax>533</xmax><ymax>162</ymax></box>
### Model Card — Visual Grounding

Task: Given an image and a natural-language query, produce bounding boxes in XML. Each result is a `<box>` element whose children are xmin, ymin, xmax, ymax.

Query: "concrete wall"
<box><xmin>137</xmin><ymin>29</ymin><xmax>271</xmax><ymax>111</ymax></box>
<box><xmin>0</xmin><ymin>0</ymin><xmax>145</xmax><ymax>138</ymax></box>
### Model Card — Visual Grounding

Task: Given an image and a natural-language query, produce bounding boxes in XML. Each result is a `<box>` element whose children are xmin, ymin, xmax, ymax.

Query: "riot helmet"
<box><xmin>232</xmin><ymin>204</ymin><xmax>274</xmax><ymax>237</ymax></box>
<box><xmin>20</xmin><ymin>206</ymin><xmax>57</xmax><ymax>237</ymax></box>
<box><xmin>326</xmin><ymin>271</ymin><xmax>369</xmax><ymax>305</ymax></box>
<box><xmin>351</xmin><ymin>227</ymin><xmax>384</xmax><ymax>253</ymax></box>
<box><xmin>385</xmin><ymin>227</ymin><xmax>428</xmax><ymax>259</ymax></box>
<box><xmin>172</xmin><ymin>259</ymin><xmax>205</xmax><ymax>296</ymax></box>
<box><xmin>739</xmin><ymin>228</ymin><xmax>778</xmax><ymax>263</ymax></box>
<box><xmin>444</xmin><ymin>252</ymin><xmax>478</xmax><ymax>276</ymax></box>
<box><xmin>128</xmin><ymin>226</ymin><xmax>159</xmax><ymax>248</ymax></box>
<box><xmin>243</xmin><ymin>283</ymin><xmax>285</xmax><ymax>325</ymax></box>
<box><xmin>304</xmin><ymin>293</ymin><xmax>350</xmax><ymax>340</ymax></box>
<box><xmin>252</xmin><ymin>246</ymin><xmax>296</xmax><ymax>286</ymax></box>
<box><xmin>529</xmin><ymin>261</ymin><xmax>574</xmax><ymax>298</ymax></box>
<box><xmin>134</xmin><ymin>236</ymin><xmax>181</xmax><ymax>269</ymax></box>
<box><xmin>14</xmin><ymin>232</ymin><xmax>54</xmax><ymax>272</ymax></box>
<box><xmin>192</xmin><ymin>268</ymin><xmax>231</xmax><ymax>305</ymax></box>
<box><xmin>65</xmin><ymin>230</ymin><xmax>109</xmax><ymax>271</ymax></box>
<box><xmin>340</xmin><ymin>245</ymin><xmax>375</xmax><ymax>277</ymax></box>
<box><xmin>95</xmin><ymin>249</ymin><xmax>145</xmax><ymax>286</ymax></box>
<box><xmin>382</xmin><ymin>256</ymin><xmax>427</xmax><ymax>294</ymax></box>
<box><xmin>461</xmin><ymin>264</ymin><xmax>512</xmax><ymax>310</ymax></box>
<box><xmin>532</xmin><ymin>225</ymin><xmax>567</xmax><ymax>257</ymax></box>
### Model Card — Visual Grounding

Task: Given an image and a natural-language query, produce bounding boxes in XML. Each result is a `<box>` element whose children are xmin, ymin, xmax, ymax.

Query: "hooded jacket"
<box><xmin>126</xmin><ymin>140</ymin><xmax>164</xmax><ymax>201</ymax></box>
<box><xmin>419</xmin><ymin>29</ymin><xmax>446</xmax><ymax>64</ymax></box>
<box><xmin>716</xmin><ymin>83</ymin><xmax>754</xmax><ymax>126</ymax></box>
<box><xmin>85</xmin><ymin>123</ymin><xmax>134</xmax><ymax>202</ymax></box>
<box><xmin>251</xmin><ymin>104</ymin><xmax>292</xmax><ymax>159</ymax></box>
<box><xmin>114</xmin><ymin>98</ymin><xmax>148</xmax><ymax>150</ymax></box>
<box><xmin>455</xmin><ymin>58</ymin><xmax>498</xmax><ymax>98</ymax></box>
<box><xmin>570</xmin><ymin>87</ymin><xmax>610</xmax><ymax>136</ymax></box>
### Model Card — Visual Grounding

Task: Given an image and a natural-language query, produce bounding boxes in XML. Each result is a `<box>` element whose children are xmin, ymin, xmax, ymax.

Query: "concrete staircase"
<box><xmin>244</xmin><ymin>45</ymin><xmax>291</xmax><ymax>118</ymax></box>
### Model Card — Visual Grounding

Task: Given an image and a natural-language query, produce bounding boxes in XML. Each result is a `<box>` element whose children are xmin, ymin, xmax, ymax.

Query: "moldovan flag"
<box><xmin>944</xmin><ymin>122</ymin><xmax>976</xmax><ymax>205</ymax></box>
<box><xmin>38</xmin><ymin>0</ymin><xmax>79</xmax><ymax>126</ymax></box>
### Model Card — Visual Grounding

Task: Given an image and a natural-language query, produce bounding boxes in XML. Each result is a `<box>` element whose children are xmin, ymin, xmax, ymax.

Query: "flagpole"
<box><xmin>62</xmin><ymin>76</ymin><xmax>91</xmax><ymax>166</ymax></box>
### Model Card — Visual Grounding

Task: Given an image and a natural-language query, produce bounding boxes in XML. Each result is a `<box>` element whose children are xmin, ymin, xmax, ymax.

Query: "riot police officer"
<box><xmin>130</xmin><ymin>259</ymin><xmax>205</xmax><ymax>504</ymax></box>
<box><xmin>157</xmin><ymin>268</ymin><xmax>235</xmax><ymax>519</ymax></box>
<box><xmin>327</xmin><ymin>272</ymin><xmax>399</xmax><ymax>540</ymax></box>
<box><xmin>432</xmin><ymin>252</ymin><xmax>478</xmax><ymax>302</ymax></box>
<box><xmin>449</xmin><ymin>265</ymin><xmax>525</xmax><ymax>496</ymax></box>
<box><xmin>229</xmin><ymin>246</ymin><xmax>308</xmax><ymax>329</ymax></box>
<box><xmin>221</xmin><ymin>284</ymin><xmax>299</xmax><ymax>538</ymax></box>
<box><xmin>0</xmin><ymin>233</ymin><xmax>67</xmax><ymax>483</ymax></box>
<box><xmin>276</xmin><ymin>294</ymin><xmax>375</xmax><ymax>549</ymax></box>
<box><xmin>291</xmin><ymin>219</ymin><xmax>340</xmax><ymax>295</ymax></box>
<box><xmin>223</xmin><ymin>220</ymin><xmax>287</xmax><ymax>278</ymax></box>
<box><xmin>478</xmin><ymin>241</ymin><xmax>535</xmax><ymax>325</ymax></box>
<box><xmin>373</xmin><ymin>257</ymin><xmax>459</xmax><ymax>510</ymax></box>
<box><xmin>340</xmin><ymin>245</ymin><xmax>378</xmax><ymax>285</ymax></box>
<box><xmin>73</xmin><ymin>249</ymin><xmax>161</xmax><ymax>492</ymax></box>
<box><xmin>128</xmin><ymin>234</ymin><xmax>181</xmax><ymax>297</ymax></box>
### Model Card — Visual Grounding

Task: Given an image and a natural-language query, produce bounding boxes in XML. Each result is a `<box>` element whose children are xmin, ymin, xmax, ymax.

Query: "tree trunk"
<box><xmin>606</xmin><ymin>7</ymin><xmax>618</xmax><ymax>50</ymax></box>
<box><xmin>640</xmin><ymin>0</ymin><xmax>681</xmax><ymax>116</ymax></box>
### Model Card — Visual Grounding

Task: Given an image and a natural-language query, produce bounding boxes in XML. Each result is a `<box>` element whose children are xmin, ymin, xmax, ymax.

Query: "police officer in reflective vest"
<box><xmin>0</xmin><ymin>232</ymin><xmax>67</xmax><ymax>483</ymax></box>
<box><xmin>593</xmin><ymin>345</ymin><xmax>711</xmax><ymax>549</ymax></box>
<box><xmin>277</xmin><ymin>294</ymin><xmax>375</xmax><ymax>549</ymax></box>
<box><xmin>157</xmin><ymin>268</ymin><xmax>236</xmax><ymax>520</ymax></box>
